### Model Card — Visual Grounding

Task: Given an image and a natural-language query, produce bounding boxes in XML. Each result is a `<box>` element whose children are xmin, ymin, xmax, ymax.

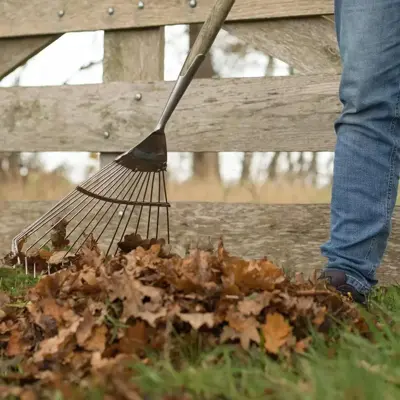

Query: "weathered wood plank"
<box><xmin>225</xmin><ymin>16</ymin><xmax>340</xmax><ymax>74</ymax></box>
<box><xmin>0</xmin><ymin>201</ymin><xmax>398</xmax><ymax>286</ymax></box>
<box><xmin>100</xmin><ymin>27</ymin><xmax>165</xmax><ymax>167</ymax></box>
<box><xmin>0</xmin><ymin>35</ymin><xmax>58</xmax><ymax>80</ymax></box>
<box><xmin>0</xmin><ymin>74</ymin><xmax>341</xmax><ymax>153</ymax></box>
<box><xmin>1</xmin><ymin>1</ymin><xmax>333</xmax><ymax>38</ymax></box>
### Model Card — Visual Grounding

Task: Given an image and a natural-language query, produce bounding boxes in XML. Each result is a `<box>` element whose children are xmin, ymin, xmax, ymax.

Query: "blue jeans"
<box><xmin>320</xmin><ymin>0</ymin><xmax>400</xmax><ymax>294</ymax></box>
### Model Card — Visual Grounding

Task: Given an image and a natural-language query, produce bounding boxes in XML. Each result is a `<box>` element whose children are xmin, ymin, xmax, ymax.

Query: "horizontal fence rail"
<box><xmin>0</xmin><ymin>75</ymin><xmax>341</xmax><ymax>153</ymax></box>
<box><xmin>1</xmin><ymin>0</ymin><xmax>333</xmax><ymax>38</ymax></box>
<box><xmin>0</xmin><ymin>202</ymin><xmax>398</xmax><ymax>286</ymax></box>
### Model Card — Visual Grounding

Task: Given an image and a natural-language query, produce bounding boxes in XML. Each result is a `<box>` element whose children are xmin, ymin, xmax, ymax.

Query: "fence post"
<box><xmin>100</xmin><ymin>27</ymin><xmax>165</xmax><ymax>168</ymax></box>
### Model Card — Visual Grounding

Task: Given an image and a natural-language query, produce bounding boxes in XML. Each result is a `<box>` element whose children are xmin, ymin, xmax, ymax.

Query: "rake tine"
<box><xmin>135</xmin><ymin>173</ymin><xmax>152</xmax><ymax>236</ymax></box>
<box><xmin>162</xmin><ymin>171</ymin><xmax>170</xmax><ymax>243</ymax></box>
<box><xmin>72</xmin><ymin>172</ymin><xmax>146</xmax><ymax>256</ymax></box>
<box><xmin>26</xmin><ymin>164</ymin><xmax>128</xmax><ymax>253</ymax></box>
<box><xmin>146</xmin><ymin>172</ymin><xmax>156</xmax><ymax>238</ymax></box>
<box><xmin>114</xmin><ymin>172</ymin><xmax>154</xmax><ymax>255</ymax></box>
<box><xmin>63</xmin><ymin>170</ymin><xmax>143</xmax><ymax>258</ymax></box>
<box><xmin>14</xmin><ymin>163</ymin><xmax>122</xmax><ymax>245</ymax></box>
<box><xmin>105</xmin><ymin>172</ymin><xmax>146</xmax><ymax>256</ymax></box>
<box><xmin>156</xmin><ymin>172</ymin><xmax>161</xmax><ymax>239</ymax></box>
<box><xmin>96</xmin><ymin>173</ymin><xmax>150</xmax><ymax>255</ymax></box>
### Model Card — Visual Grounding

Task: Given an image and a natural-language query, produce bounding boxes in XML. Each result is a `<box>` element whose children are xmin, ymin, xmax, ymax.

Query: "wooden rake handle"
<box><xmin>181</xmin><ymin>0</ymin><xmax>236</xmax><ymax>75</ymax></box>
<box><xmin>153</xmin><ymin>0</ymin><xmax>235</xmax><ymax>131</ymax></box>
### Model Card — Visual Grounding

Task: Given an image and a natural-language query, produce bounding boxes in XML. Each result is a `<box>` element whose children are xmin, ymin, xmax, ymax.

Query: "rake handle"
<box><xmin>181</xmin><ymin>0</ymin><xmax>236</xmax><ymax>76</ymax></box>
<box><xmin>152</xmin><ymin>0</ymin><xmax>235</xmax><ymax>132</ymax></box>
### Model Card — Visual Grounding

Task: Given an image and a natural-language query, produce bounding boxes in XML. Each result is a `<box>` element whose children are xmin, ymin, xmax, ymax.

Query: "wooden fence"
<box><xmin>0</xmin><ymin>0</ymin><xmax>399</xmax><ymax>285</ymax></box>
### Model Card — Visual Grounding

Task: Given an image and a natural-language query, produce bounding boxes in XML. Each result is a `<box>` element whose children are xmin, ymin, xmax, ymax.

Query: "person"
<box><xmin>318</xmin><ymin>0</ymin><xmax>400</xmax><ymax>305</ymax></box>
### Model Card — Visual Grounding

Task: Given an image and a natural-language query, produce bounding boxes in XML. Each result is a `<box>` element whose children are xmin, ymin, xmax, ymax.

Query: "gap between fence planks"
<box><xmin>0</xmin><ymin>201</ymin><xmax>398</xmax><ymax>285</ymax></box>
<box><xmin>1</xmin><ymin>1</ymin><xmax>334</xmax><ymax>38</ymax></box>
<box><xmin>100</xmin><ymin>27</ymin><xmax>165</xmax><ymax>167</ymax></box>
<box><xmin>225</xmin><ymin>16</ymin><xmax>340</xmax><ymax>74</ymax></box>
<box><xmin>0</xmin><ymin>74</ymin><xmax>341</xmax><ymax>153</ymax></box>
<box><xmin>0</xmin><ymin>35</ymin><xmax>59</xmax><ymax>80</ymax></box>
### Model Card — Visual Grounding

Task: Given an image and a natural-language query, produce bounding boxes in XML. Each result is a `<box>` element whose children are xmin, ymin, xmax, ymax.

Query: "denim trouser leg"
<box><xmin>320</xmin><ymin>0</ymin><xmax>400</xmax><ymax>293</ymax></box>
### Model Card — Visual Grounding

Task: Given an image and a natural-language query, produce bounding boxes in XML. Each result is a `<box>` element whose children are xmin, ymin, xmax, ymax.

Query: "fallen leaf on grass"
<box><xmin>178</xmin><ymin>312</ymin><xmax>215</xmax><ymax>330</ymax></box>
<box><xmin>237</xmin><ymin>292</ymin><xmax>272</xmax><ymax>316</ymax></box>
<box><xmin>262</xmin><ymin>313</ymin><xmax>293</xmax><ymax>354</ymax></box>
<box><xmin>83</xmin><ymin>325</ymin><xmax>107</xmax><ymax>352</ymax></box>
<box><xmin>1</xmin><ymin>234</ymin><xmax>371</xmax><ymax>396</ymax></box>
<box><xmin>33</xmin><ymin>318</ymin><xmax>81</xmax><ymax>363</ymax></box>
<box><xmin>294</xmin><ymin>337</ymin><xmax>312</xmax><ymax>353</ymax></box>
<box><xmin>118</xmin><ymin>321</ymin><xmax>147</xmax><ymax>354</ymax></box>
<box><xmin>48</xmin><ymin>251</ymin><xmax>69</xmax><ymax>265</ymax></box>
<box><xmin>223</xmin><ymin>312</ymin><xmax>261</xmax><ymax>350</ymax></box>
<box><xmin>7</xmin><ymin>329</ymin><xmax>26</xmax><ymax>357</ymax></box>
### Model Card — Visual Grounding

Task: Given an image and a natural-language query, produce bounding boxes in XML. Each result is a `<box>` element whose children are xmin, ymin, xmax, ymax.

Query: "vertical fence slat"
<box><xmin>100</xmin><ymin>27</ymin><xmax>165</xmax><ymax>167</ymax></box>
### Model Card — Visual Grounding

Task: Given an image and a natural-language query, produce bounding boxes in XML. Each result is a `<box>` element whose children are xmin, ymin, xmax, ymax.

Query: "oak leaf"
<box><xmin>237</xmin><ymin>292</ymin><xmax>272</xmax><ymax>316</ymax></box>
<box><xmin>33</xmin><ymin>318</ymin><xmax>81</xmax><ymax>363</ymax></box>
<box><xmin>262</xmin><ymin>313</ymin><xmax>293</xmax><ymax>354</ymax></box>
<box><xmin>118</xmin><ymin>321</ymin><xmax>147</xmax><ymax>354</ymax></box>
<box><xmin>7</xmin><ymin>330</ymin><xmax>26</xmax><ymax>357</ymax></box>
<box><xmin>224</xmin><ymin>312</ymin><xmax>261</xmax><ymax>350</ymax></box>
<box><xmin>178</xmin><ymin>312</ymin><xmax>215</xmax><ymax>330</ymax></box>
<box><xmin>83</xmin><ymin>325</ymin><xmax>107</xmax><ymax>352</ymax></box>
<box><xmin>220</xmin><ymin>320</ymin><xmax>260</xmax><ymax>351</ymax></box>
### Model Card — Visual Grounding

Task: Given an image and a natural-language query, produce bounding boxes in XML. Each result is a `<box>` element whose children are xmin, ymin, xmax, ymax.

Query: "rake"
<box><xmin>10</xmin><ymin>0</ymin><xmax>236</xmax><ymax>270</ymax></box>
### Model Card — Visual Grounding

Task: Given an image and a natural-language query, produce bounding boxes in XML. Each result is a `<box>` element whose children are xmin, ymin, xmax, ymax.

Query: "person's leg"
<box><xmin>320</xmin><ymin>0</ymin><xmax>400</xmax><ymax>297</ymax></box>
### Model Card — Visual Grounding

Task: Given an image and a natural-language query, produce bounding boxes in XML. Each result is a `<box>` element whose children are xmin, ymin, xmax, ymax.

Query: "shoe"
<box><xmin>318</xmin><ymin>270</ymin><xmax>368</xmax><ymax>306</ymax></box>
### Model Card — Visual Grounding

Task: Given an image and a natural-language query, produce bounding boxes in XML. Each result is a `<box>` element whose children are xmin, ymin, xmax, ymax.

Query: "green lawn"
<box><xmin>1</xmin><ymin>267</ymin><xmax>399</xmax><ymax>400</ymax></box>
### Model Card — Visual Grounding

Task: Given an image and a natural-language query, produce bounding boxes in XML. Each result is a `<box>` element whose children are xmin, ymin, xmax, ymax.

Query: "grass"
<box><xmin>0</xmin><ymin>267</ymin><xmax>38</xmax><ymax>297</ymax></box>
<box><xmin>1</xmin><ymin>267</ymin><xmax>399</xmax><ymax>400</ymax></box>
<box><xmin>126</xmin><ymin>287</ymin><xmax>400</xmax><ymax>400</ymax></box>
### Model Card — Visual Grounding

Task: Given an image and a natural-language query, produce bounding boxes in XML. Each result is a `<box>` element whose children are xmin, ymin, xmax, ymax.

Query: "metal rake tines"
<box><xmin>12</xmin><ymin>161</ymin><xmax>171</xmax><ymax>261</ymax></box>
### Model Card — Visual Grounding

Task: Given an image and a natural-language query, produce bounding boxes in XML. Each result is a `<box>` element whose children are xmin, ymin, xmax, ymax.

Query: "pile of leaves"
<box><xmin>0</xmin><ymin>234</ymin><xmax>370</xmax><ymax>399</ymax></box>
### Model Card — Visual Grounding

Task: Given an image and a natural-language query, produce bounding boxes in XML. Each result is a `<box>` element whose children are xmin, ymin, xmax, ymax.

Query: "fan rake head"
<box><xmin>11</xmin><ymin>131</ymin><xmax>171</xmax><ymax>271</ymax></box>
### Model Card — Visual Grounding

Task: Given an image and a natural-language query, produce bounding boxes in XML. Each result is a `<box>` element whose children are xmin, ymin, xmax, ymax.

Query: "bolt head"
<box><xmin>135</xmin><ymin>93</ymin><xmax>142</xmax><ymax>101</ymax></box>
<box><xmin>108</xmin><ymin>7</ymin><xmax>114</xmax><ymax>15</ymax></box>
<box><xmin>138</xmin><ymin>1</ymin><xmax>144</xmax><ymax>9</ymax></box>
<box><xmin>58</xmin><ymin>10</ymin><xmax>65</xmax><ymax>17</ymax></box>
<box><xmin>189</xmin><ymin>0</ymin><xmax>197</xmax><ymax>8</ymax></box>
<box><xmin>104</xmin><ymin>131</ymin><xmax>110</xmax><ymax>139</ymax></box>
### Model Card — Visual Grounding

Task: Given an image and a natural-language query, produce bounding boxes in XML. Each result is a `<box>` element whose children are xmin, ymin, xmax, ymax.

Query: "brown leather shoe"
<box><xmin>318</xmin><ymin>270</ymin><xmax>368</xmax><ymax>306</ymax></box>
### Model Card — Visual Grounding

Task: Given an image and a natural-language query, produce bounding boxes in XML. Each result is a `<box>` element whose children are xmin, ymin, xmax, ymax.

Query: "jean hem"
<box><xmin>324</xmin><ymin>267</ymin><xmax>371</xmax><ymax>294</ymax></box>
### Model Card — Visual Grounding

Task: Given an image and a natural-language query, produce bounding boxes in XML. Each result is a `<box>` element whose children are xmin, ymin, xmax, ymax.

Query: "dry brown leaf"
<box><xmin>76</xmin><ymin>309</ymin><xmax>96</xmax><ymax>346</ymax></box>
<box><xmin>313</xmin><ymin>309</ymin><xmax>326</xmax><ymax>327</ymax></box>
<box><xmin>48</xmin><ymin>251</ymin><xmax>68</xmax><ymax>265</ymax></box>
<box><xmin>50</xmin><ymin>217</ymin><xmax>69</xmax><ymax>251</ymax></box>
<box><xmin>20</xmin><ymin>389</ymin><xmax>38</xmax><ymax>400</ymax></box>
<box><xmin>178</xmin><ymin>312</ymin><xmax>215</xmax><ymax>330</ymax></box>
<box><xmin>33</xmin><ymin>318</ymin><xmax>81</xmax><ymax>363</ymax></box>
<box><xmin>224</xmin><ymin>312</ymin><xmax>261</xmax><ymax>350</ymax></box>
<box><xmin>296</xmin><ymin>297</ymin><xmax>315</xmax><ymax>314</ymax></box>
<box><xmin>220</xmin><ymin>321</ymin><xmax>260</xmax><ymax>351</ymax></box>
<box><xmin>295</xmin><ymin>337</ymin><xmax>312</xmax><ymax>354</ymax></box>
<box><xmin>0</xmin><ymin>291</ymin><xmax>11</xmax><ymax>308</ymax></box>
<box><xmin>7</xmin><ymin>330</ymin><xmax>26</xmax><ymax>357</ymax></box>
<box><xmin>262</xmin><ymin>313</ymin><xmax>293</xmax><ymax>354</ymax></box>
<box><xmin>237</xmin><ymin>292</ymin><xmax>272</xmax><ymax>316</ymax></box>
<box><xmin>84</xmin><ymin>325</ymin><xmax>107</xmax><ymax>352</ymax></box>
<box><xmin>118</xmin><ymin>322</ymin><xmax>147</xmax><ymax>354</ymax></box>
<box><xmin>137</xmin><ymin>309</ymin><xmax>167</xmax><ymax>327</ymax></box>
